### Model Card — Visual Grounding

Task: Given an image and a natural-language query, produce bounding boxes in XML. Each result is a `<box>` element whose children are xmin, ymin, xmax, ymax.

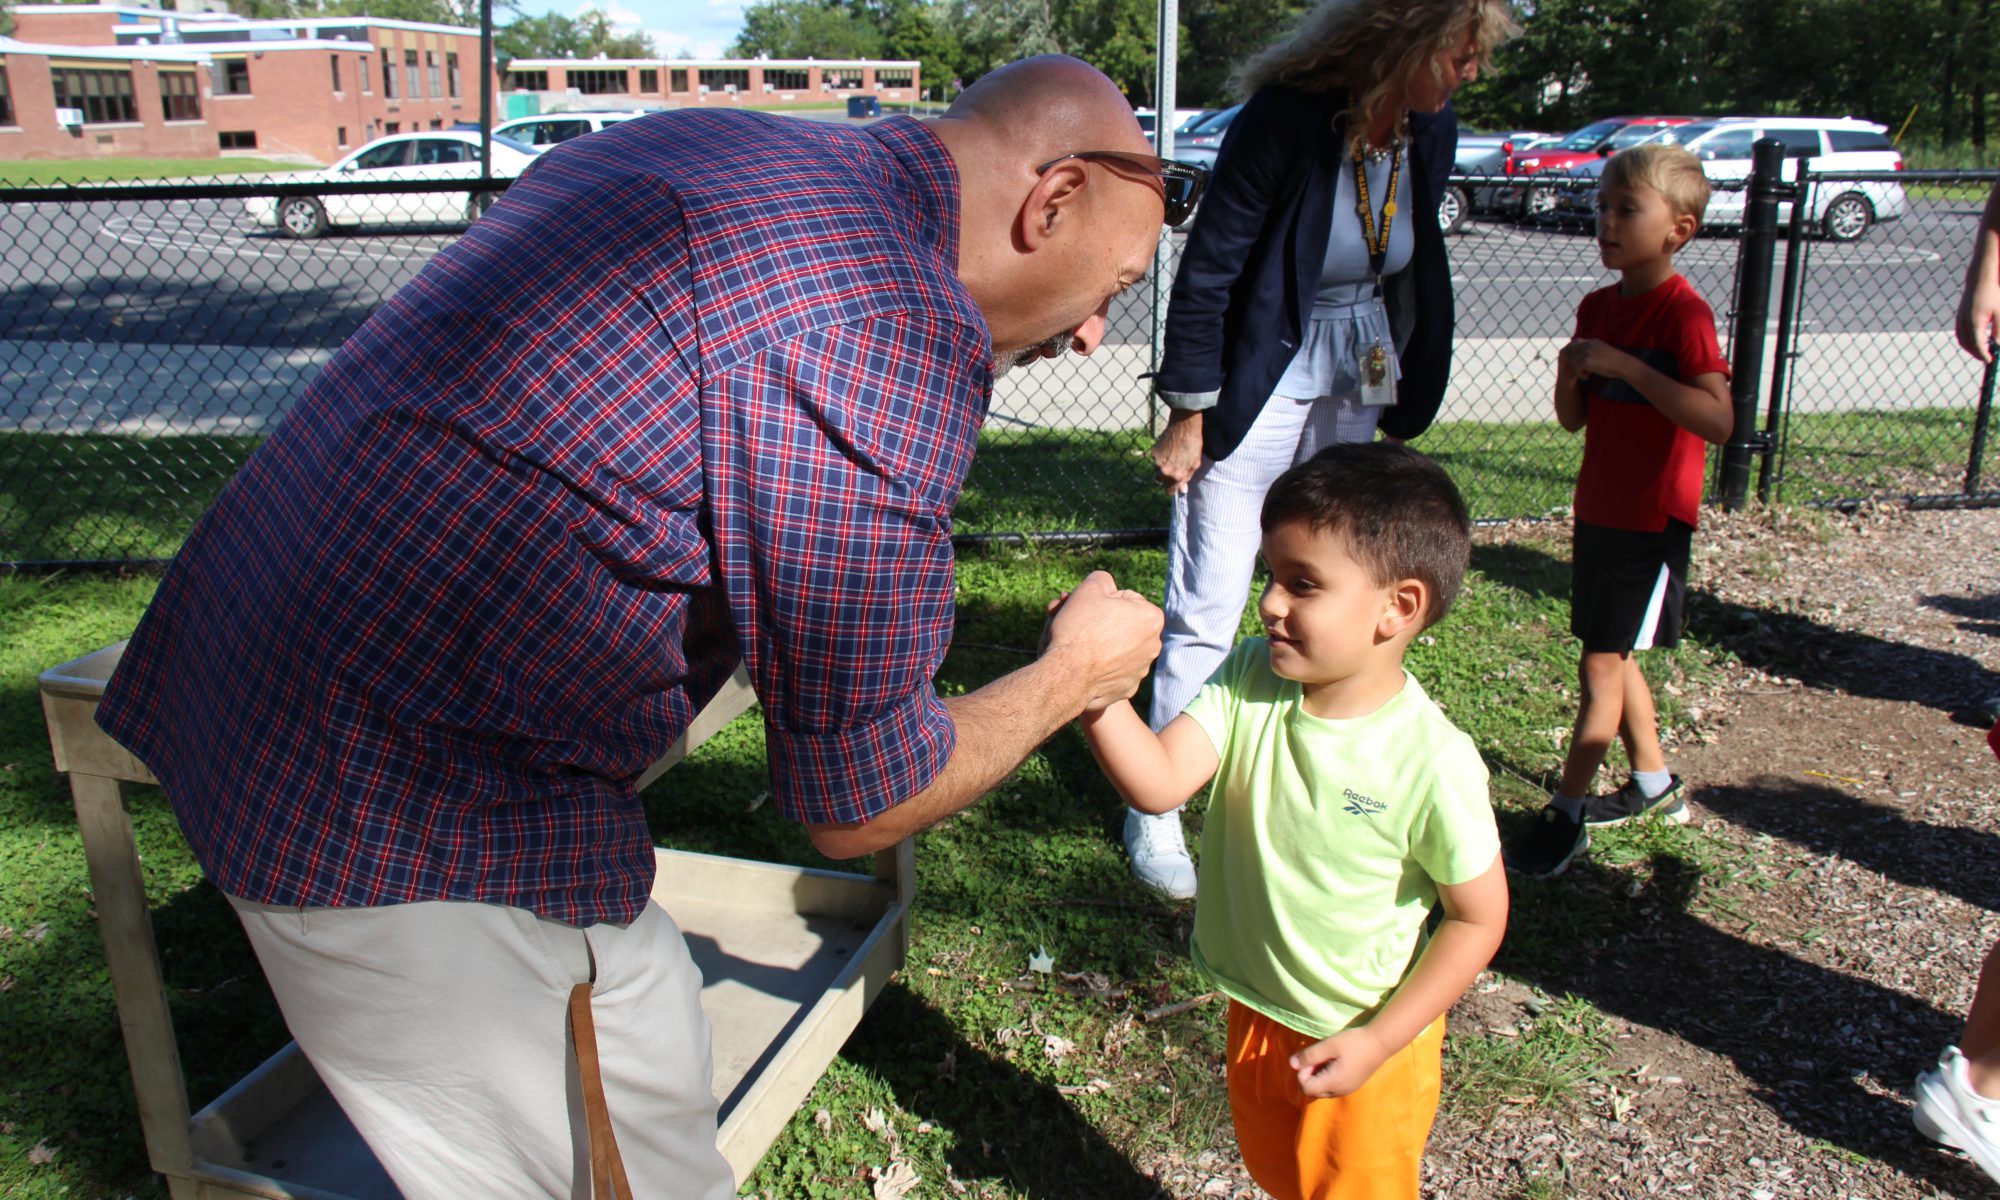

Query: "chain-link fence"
<box><xmin>2</xmin><ymin>163</ymin><xmax>1995</xmax><ymax>567</ymax></box>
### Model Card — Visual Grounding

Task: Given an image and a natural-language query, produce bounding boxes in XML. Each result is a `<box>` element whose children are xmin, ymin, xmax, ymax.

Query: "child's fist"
<box><xmin>1559</xmin><ymin>338</ymin><xmax>1622</xmax><ymax>380</ymax></box>
<box><xmin>1290</xmin><ymin>1026</ymin><xmax>1391</xmax><ymax>1099</ymax></box>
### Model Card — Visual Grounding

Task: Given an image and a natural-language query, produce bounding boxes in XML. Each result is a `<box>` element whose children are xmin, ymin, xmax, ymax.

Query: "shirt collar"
<box><xmin>864</xmin><ymin>116</ymin><xmax>961</xmax><ymax>274</ymax></box>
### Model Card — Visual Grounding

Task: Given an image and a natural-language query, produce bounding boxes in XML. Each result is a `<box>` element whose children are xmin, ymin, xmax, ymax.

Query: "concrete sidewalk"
<box><xmin>2</xmin><ymin>331</ymin><xmax>1984</xmax><ymax>436</ymax></box>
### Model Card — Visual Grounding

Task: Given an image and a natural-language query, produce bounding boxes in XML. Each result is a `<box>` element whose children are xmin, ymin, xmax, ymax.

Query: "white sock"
<box><xmin>1549</xmin><ymin>792</ymin><xmax>1585</xmax><ymax>821</ymax></box>
<box><xmin>1632</xmin><ymin>769</ymin><xmax>1673</xmax><ymax>799</ymax></box>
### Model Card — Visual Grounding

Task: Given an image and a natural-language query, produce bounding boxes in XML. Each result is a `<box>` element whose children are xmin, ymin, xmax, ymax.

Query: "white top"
<box><xmin>1272</xmin><ymin>146</ymin><xmax>1415</xmax><ymax>402</ymax></box>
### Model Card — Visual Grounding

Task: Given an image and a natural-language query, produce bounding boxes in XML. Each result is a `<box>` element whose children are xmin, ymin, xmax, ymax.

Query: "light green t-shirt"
<box><xmin>1180</xmin><ymin>639</ymin><xmax>1500</xmax><ymax>1040</ymax></box>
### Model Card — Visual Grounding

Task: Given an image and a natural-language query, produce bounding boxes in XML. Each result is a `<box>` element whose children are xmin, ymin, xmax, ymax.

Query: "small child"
<box><xmin>1082</xmin><ymin>442</ymin><xmax>1508</xmax><ymax>1200</ymax></box>
<box><xmin>1504</xmin><ymin>142</ymin><xmax>1734</xmax><ymax>880</ymax></box>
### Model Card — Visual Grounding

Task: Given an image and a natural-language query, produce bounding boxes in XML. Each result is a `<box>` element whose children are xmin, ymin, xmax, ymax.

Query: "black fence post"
<box><xmin>1970</xmin><ymin>347</ymin><xmax>1998</xmax><ymax>494</ymax></box>
<box><xmin>1757</xmin><ymin>160</ymin><xmax>1812</xmax><ymax>504</ymax></box>
<box><xmin>1719</xmin><ymin>138</ymin><xmax>1786</xmax><ymax>511</ymax></box>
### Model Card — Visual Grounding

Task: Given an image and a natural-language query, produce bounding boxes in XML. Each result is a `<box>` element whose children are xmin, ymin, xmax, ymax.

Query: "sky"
<box><xmin>536</xmin><ymin>0</ymin><xmax>747</xmax><ymax>59</ymax></box>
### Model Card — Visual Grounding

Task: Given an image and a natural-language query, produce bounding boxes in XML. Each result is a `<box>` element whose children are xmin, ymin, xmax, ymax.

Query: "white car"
<box><xmin>247</xmin><ymin>131</ymin><xmax>540</xmax><ymax>239</ymax></box>
<box><xmin>1556</xmin><ymin>117</ymin><xmax>1908</xmax><ymax>241</ymax></box>
<box><xmin>492</xmin><ymin>110</ymin><xmax>650</xmax><ymax>148</ymax></box>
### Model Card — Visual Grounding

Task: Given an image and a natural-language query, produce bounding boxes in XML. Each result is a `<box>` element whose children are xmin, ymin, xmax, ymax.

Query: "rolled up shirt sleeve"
<box><xmin>703</xmin><ymin>313</ymin><xmax>990</xmax><ymax>826</ymax></box>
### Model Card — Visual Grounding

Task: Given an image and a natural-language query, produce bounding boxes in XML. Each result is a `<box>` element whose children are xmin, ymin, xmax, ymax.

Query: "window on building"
<box><xmin>669</xmin><ymin>68</ymin><xmax>687</xmax><ymax>93</ymax></box>
<box><xmin>214</xmin><ymin>57</ymin><xmax>250</xmax><ymax>95</ymax></box>
<box><xmin>218</xmin><ymin>129</ymin><xmax>258</xmax><ymax>149</ymax></box>
<box><xmin>405</xmin><ymin>49</ymin><xmax>421</xmax><ymax>98</ymax></box>
<box><xmin>385</xmin><ymin>121</ymin><xmax>400</xmax><ymax>134</ymax></box>
<box><xmin>875</xmin><ymin>68</ymin><xmax>912</xmax><ymax>87</ymax></box>
<box><xmin>508</xmin><ymin>69</ymin><xmax>548</xmax><ymax>91</ymax></box>
<box><xmin>822</xmin><ymin>70</ymin><xmax>863</xmax><ymax>90</ymax></box>
<box><xmin>160</xmin><ymin>69</ymin><xmax>200</xmax><ymax>120</ymax></box>
<box><xmin>360</xmin><ymin>56</ymin><xmax>370</xmax><ymax>93</ymax></box>
<box><xmin>429</xmin><ymin>117</ymin><xmax>442</xmax><ymax>130</ymax></box>
<box><xmin>567</xmin><ymin>68</ymin><xmax>626</xmax><ymax>95</ymax></box>
<box><xmin>0</xmin><ymin>66</ymin><xmax>14</xmax><ymax>127</ymax></box>
<box><xmin>698</xmin><ymin>67</ymin><xmax>749</xmax><ymax>92</ymax></box>
<box><xmin>638</xmin><ymin>68</ymin><xmax>657</xmax><ymax>93</ymax></box>
<box><xmin>330</xmin><ymin>54</ymin><xmax>342</xmax><ymax>91</ymax></box>
<box><xmin>427</xmin><ymin>51</ymin><xmax>440</xmax><ymax>98</ymax></box>
<box><xmin>338</xmin><ymin>125</ymin><xmax>348</xmax><ymax>146</ymax></box>
<box><xmin>381</xmin><ymin>49</ymin><xmax>396</xmax><ymax>98</ymax></box>
<box><xmin>447</xmin><ymin>51</ymin><xmax>461</xmax><ymax>97</ymax></box>
<box><xmin>763</xmin><ymin>67</ymin><xmax>806</xmax><ymax>90</ymax></box>
<box><xmin>53</xmin><ymin>66</ymin><xmax>139</xmax><ymax>122</ymax></box>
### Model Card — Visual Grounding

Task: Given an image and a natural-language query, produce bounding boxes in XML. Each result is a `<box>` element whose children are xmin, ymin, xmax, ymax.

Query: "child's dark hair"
<box><xmin>1260</xmin><ymin>442</ymin><xmax>1471</xmax><ymax>626</ymax></box>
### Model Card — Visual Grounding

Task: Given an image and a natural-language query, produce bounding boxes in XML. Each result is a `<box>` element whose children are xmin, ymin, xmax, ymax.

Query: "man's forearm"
<box><xmin>804</xmin><ymin>650</ymin><xmax>1097</xmax><ymax>859</ymax></box>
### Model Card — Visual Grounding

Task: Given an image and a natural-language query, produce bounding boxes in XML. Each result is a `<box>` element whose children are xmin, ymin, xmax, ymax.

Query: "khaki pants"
<box><xmin>230</xmin><ymin>895</ymin><xmax>736</xmax><ymax>1200</ymax></box>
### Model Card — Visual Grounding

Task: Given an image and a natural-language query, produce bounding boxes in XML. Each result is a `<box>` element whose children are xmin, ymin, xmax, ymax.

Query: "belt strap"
<box><xmin>568</xmin><ymin>982</ymin><xmax>634</xmax><ymax>1200</ymax></box>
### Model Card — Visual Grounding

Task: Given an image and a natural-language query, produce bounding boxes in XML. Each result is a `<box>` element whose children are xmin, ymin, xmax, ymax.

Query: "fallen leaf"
<box><xmin>813</xmin><ymin>1109</ymin><xmax>833</xmax><ymax>1134</ymax></box>
<box><xmin>871</xmin><ymin>1160</ymin><xmax>920</xmax><ymax>1200</ymax></box>
<box><xmin>27</xmin><ymin>1140</ymin><xmax>57</xmax><ymax>1166</ymax></box>
<box><xmin>862</xmin><ymin>1107</ymin><xmax>894</xmax><ymax>1138</ymax></box>
<box><xmin>1043</xmin><ymin>1034</ymin><xmax>1075</xmax><ymax>1062</ymax></box>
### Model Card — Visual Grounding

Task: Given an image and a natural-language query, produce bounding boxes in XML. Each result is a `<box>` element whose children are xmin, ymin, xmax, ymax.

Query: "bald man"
<box><xmin>97</xmin><ymin>54</ymin><xmax>1194</xmax><ymax>1200</ymax></box>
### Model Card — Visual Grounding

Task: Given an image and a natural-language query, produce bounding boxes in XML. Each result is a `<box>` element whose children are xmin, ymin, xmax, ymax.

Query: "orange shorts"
<box><xmin>1225</xmin><ymin>1000</ymin><xmax>1445</xmax><ymax>1200</ymax></box>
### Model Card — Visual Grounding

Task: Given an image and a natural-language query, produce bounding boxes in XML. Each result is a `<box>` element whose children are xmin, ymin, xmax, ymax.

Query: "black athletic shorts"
<box><xmin>1570</xmin><ymin>518</ymin><xmax>1693</xmax><ymax>653</ymax></box>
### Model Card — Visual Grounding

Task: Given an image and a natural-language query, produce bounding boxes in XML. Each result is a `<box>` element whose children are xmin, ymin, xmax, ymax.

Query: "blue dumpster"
<box><xmin>846</xmin><ymin>95</ymin><xmax>881</xmax><ymax>119</ymax></box>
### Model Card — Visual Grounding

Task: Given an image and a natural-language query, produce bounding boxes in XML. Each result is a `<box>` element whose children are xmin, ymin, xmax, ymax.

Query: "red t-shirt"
<box><xmin>1571</xmin><ymin>274</ymin><xmax>1731</xmax><ymax>532</ymax></box>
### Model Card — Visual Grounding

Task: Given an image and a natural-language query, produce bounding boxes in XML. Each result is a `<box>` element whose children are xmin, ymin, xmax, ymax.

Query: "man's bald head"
<box><xmin>927</xmin><ymin>56</ymin><xmax>1163</xmax><ymax>370</ymax></box>
<box><xmin>945</xmin><ymin>55</ymin><xmax>1153</xmax><ymax>167</ymax></box>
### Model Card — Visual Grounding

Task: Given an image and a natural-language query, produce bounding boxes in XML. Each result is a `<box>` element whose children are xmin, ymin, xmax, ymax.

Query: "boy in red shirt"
<box><xmin>1506</xmin><ymin>143</ymin><xmax>1733</xmax><ymax>878</ymax></box>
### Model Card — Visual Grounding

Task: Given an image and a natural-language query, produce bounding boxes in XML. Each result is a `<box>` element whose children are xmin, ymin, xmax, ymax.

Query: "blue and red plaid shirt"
<box><xmin>98</xmin><ymin>112</ymin><xmax>991</xmax><ymax>925</ymax></box>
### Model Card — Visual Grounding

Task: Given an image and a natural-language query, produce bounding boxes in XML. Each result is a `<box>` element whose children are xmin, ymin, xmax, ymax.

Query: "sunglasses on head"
<box><xmin>1033</xmin><ymin>150</ymin><xmax>1212</xmax><ymax>229</ymax></box>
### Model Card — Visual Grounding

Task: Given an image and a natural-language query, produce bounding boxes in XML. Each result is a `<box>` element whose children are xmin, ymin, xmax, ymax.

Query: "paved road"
<box><xmin>0</xmin><ymin>191</ymin><xmax>1984</xmax><ymax>434</ymax></box>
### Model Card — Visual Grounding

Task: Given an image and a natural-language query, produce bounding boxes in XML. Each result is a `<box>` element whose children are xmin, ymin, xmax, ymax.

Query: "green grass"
<box><xmin>0</xmin><ymin>158</ymin><xmax>311</xmax><ymax>186</ymax></box>
<box><xmin>0</xmin><ymin>519</ymin><xmax>1762</xmax><ymax>1197</ymax></box>
<box><xmin>20</xmin><ymin>406</ymin><xmax>1973</xmax><ymax>566</ymax></box>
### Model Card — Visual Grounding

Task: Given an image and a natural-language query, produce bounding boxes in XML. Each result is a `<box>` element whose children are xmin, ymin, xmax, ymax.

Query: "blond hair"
<box><xmin>1233</xmin><ymin>0</ymin><xmax>1519</xmax><ymax>155</ymax></box>
<box><xmin>1602</xmin><ymin>142</ymin><xmax>1713</xmax><ymax>224</ymax></box>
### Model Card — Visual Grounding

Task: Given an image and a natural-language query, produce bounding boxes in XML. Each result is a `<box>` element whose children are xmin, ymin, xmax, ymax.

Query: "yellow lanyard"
<box><xmin>1351</xmin><ymin>144</ymin><xmax>1401</xmax><ymax>277</ymax></box>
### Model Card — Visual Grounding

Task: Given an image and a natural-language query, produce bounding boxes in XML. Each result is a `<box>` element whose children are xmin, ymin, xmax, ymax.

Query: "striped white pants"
<box><xmin>1147</xmin><ymin>392</ymin><xmax>1383</xmax><ymax>732</ymax></box>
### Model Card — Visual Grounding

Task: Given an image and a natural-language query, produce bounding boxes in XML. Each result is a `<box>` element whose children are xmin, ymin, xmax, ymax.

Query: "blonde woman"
<box><xmin>1126</xmin><ymin>0</ymin><xmax>1518</xmax><ymax>906</ymax></box>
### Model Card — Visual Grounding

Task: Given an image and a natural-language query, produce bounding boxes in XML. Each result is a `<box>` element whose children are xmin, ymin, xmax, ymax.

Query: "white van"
<box><xmin>492</xmin><ymin>111</ymin><xmax>651</xmax><ymax>149</ymax></box>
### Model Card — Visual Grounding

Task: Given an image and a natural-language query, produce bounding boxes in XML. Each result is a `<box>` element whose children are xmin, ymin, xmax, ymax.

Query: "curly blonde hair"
<box><xmin>1234</xmin><ymin>0</ymin><xmax>1519</xmax><ymax>153</ymax></box>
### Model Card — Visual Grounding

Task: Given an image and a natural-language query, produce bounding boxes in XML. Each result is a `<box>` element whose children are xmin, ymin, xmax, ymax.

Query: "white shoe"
<box><xmin>1915</xmin><ymin>1046</ymin><xmax>2000</xmax><ymax>1185</ymax></box>
<box><xmin>1124</xmin><ymin>808</ymin><xmax>1196</xmax><ymax>900</ymax></box>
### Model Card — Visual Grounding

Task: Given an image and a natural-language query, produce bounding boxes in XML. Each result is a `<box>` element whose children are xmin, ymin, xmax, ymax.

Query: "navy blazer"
<box><xmin>1156</xmin><ymin>85</ymin><xmax>1457</xmax><ymax>461</ymax></box>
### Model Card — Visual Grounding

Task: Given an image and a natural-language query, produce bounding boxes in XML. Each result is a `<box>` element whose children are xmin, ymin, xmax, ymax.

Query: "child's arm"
<box><xmin>1559</xmin><ymin>339</ymin><xmax>1733</xmax><ymax>445</ymax></box>
<box><xmin>1553</xmin><ymin>342</ymin><xmax>1587</xmax><ymax>433</ymax></box>
<box><xmin>1289</xmin><ymin>854</ymin><xmax>1509</xmax><ymax>1098</ymax></box>
<box><xmin>1080</xmin><ymin>703</ymin><xmax>1220</xmax><ymax>815</ymax></box>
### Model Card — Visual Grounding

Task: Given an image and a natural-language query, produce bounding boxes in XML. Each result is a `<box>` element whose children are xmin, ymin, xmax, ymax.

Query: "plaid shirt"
<box><xmin>98</xmin><ymin>113</ymin><xmax>990</xmax><ymax>925</ymax></box>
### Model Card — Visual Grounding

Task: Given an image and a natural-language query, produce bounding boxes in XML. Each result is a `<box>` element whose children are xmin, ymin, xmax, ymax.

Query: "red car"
<box><xmin>1503</xmin><ymin>115</ymin><xmax>1700</xmax><ymax>218</ymax></box>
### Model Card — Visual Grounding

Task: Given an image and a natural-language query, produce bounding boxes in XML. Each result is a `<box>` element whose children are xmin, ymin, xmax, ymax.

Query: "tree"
<box><xmin>730</xmin><ymin>0</ymin><xmax>883</xmax><ymax>59</ymax></box>
<box><xmin>500</xmin><ymin>6</ymin><xmax>654</xmax><ymax>60</ymax></box>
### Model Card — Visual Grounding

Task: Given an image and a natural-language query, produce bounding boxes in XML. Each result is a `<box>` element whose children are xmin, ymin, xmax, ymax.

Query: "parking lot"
<box><xmin>0</xmin><ymin>191</ymin><xmax>1984</xmax><ymax>435</ymax></box>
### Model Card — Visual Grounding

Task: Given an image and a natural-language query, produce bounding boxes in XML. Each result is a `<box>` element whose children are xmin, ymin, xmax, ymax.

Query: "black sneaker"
<box><xmin>1505</xmin><ymin>805</ymin><xmax>1588</xmax><ymax>878</ymax></box>
<box><xmin>1583</xmin><ymin>775</ymin><xmax>1688</xmax><ymax>827</ymax></box>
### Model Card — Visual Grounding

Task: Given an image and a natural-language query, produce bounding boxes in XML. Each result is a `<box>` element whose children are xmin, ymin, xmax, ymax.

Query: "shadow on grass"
<box><xmin>1697</xmin><ymin>776</ymin><xmax>2000</xmax><ymax>915</ymax></box>
<box><xmin>1497</xmin><ymin>790</ymin><xmax>1997</xmax><ymax>1196</ymax></box>
<box><xmin>1465</xmin><ymin>533</ymin><xmax>1996</xmax><ymax>718</ymax></box>
<box><xmin>842</xmin><ymin>982</ymin><xmax>1172</xmax><ymax>1199</ymax></box>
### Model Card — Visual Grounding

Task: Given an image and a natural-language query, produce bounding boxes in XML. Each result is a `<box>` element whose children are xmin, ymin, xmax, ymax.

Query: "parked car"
<box><xmin>1551</xmin><ymin>116</ymin><xmax>1907</xmax><ymax>241</ymax></box>
<box><xmin>1135</xmin><ymin>107</ymin><xmax>1211</xmax><ymax>149</ymax></box>
<box><xmin>492</xmin><ymin>110</ymin><xmax>652</xmax><ymax>148</ymax></box>
<box><xmin>1506</xmin><ymin>115</ymin><xmax>1700</xmax><ymax>219</ymax></box>
<box><xmin>245</xmin><ymin>131</ymin><xmax>539</xmax><ymax>238</ymax></box>
<box><xmin>1443</xmin><ymin>128</ymin><xmax>1550</xmax><ymax>232</ymax></box>
<box><xmin>1172</xmin><ymin>104</ymin><xmax>1245</xmax><ymax>174</ymax></box>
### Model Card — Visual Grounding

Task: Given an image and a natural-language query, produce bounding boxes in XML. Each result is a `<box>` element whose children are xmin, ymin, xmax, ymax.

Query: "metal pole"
<box><xmin>1757</xmin><ymin>159</ymin><xmax>1811</xmax><ymax>503</ymax></box>
<box><xmin>1969</xmin><ymin>344</ymin><xmax>1999</xmax><ymax>494</ymax></box>
<box><xmin>478</xmin><ymin>0</ymin><xmax>494</xmax><ymax>180</ymax></box>
<box><xmin>1718</xmin><ymin>137</ymin><xmax>1785</xmax><ymax>511</ymax></box>
<box><xmin>1148</xmin><ymin>0</ymin><xmax>1180</xmax><ymax>434</ymax></box>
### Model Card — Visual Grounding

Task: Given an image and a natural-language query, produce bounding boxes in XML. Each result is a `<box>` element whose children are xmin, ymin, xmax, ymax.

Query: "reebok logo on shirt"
<box><xmin>1342</xmin><ymin>789</ymin><xmax>1385</xmax><ymax>817</ymax></box>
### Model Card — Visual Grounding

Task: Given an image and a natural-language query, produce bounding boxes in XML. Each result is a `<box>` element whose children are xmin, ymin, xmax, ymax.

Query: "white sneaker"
<box><xmin>1915</xmin><ymin>1046</ymin><xmax>2000</xmax><ymax>1185</ymax></box>
<box><xmin>1124</xmin><ymin>808</ymin><xmax>1197</xmax><ymax>900</ymax></box>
